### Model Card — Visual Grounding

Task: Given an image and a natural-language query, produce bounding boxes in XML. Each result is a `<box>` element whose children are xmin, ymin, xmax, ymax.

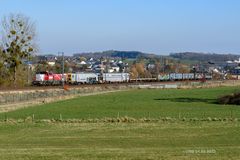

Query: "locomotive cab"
<box><xmin>32</xmin><ymin>71</ymin><xmax>54</xmax><ymax>85</ymax></box>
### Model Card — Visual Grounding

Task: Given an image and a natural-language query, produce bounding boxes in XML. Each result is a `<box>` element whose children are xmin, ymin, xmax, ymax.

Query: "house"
<box><xmin>79</xmin><ymin>61</ymin><xmax>87</xmax><ymax>65</ymax></box>
<box><xmin>111</xmin><ymin>64</ymin><xmax>120</xmax><ymax>72</ymax></box>
<box><xmin>47</xmin><ymin>61</ymin><xmax>56</xmax><ymax>66</ymax></box>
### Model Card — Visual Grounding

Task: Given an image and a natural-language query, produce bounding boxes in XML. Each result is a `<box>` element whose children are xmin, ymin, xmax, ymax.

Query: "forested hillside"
<box><xmin>170</xmin><ymin>52</ymin><xmax>239</xmax><ymax>62</ymax></box>
<box><xmin>73</xmin><ymin>50</ymin><xmax>157</xmax><ymax>59</ymax></box>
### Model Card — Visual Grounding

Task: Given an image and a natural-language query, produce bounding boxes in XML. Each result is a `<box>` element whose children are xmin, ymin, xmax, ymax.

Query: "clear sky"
<box><xmin>1</xmin><ymin>0</ymin><xmax>240</xmax><ymax>55</ymax></box>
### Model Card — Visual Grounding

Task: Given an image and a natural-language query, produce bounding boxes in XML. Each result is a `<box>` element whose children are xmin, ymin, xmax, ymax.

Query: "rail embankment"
<box><xmin>0</xmin><ymin>85</ymin><xmax>129</xmax><ymax>112</ymax></box>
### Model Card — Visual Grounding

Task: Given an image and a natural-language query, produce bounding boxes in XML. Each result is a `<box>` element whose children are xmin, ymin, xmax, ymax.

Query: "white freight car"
<box><xmin>69</xmin><ymin>73</ymin><xmax>98</xmax><ymax>84</ymax></box>
<box><xmin>102</xmin><ymin>73</ymin><xmax>129</xmax><ymax>83</ymax></box>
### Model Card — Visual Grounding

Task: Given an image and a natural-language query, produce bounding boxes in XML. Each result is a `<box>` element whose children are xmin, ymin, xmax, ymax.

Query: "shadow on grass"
<box><xmin>154</xmin><ymin>97</ymin><xmax>217</xmax><ymax>104</ymax></box>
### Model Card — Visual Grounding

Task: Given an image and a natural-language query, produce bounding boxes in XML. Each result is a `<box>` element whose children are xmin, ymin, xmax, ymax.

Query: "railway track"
<box><xmin>0</xmin><ymin>80</ymin><xmax>206</xmax><ymax>92</ymax></box>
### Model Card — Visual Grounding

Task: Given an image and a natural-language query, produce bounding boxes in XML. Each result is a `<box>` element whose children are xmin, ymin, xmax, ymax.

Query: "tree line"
<box><xmin>170</xmin><ymin>52</ymin><xmax>239</xmax><ymax>62</ymax></box>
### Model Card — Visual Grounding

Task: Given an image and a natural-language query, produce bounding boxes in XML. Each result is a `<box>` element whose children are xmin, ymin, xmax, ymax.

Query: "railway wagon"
<box><xmin>169</xmin><ymin>73</ymin><xmax>196</xmax><ymax>80</ymax></box>
<box><xmin>182</xmin><ymin>73</ymin><xmax>195</xmax><ymax>80</ymax></box>
<box><xmin>67</xmin><ymin>73</ymin><xmax>99</xmax><ymax>84</ymax></box>
<box><xmin>159</xmin><ymin>73</ymin><xmax>197</xmax><ymax>81</ymax></box>
<box><xmin>170</xmin><ymin>73</ymin><xmax>182</xmax><ymax>80</ymax></box>
<box><xmin>158</xmin><ymin>74</ymin><xmax>170</xmax><ymax>81</ymax></box>
<box><xmin>102</xmin><ymin>73</ymin><xmax>130</xmax><ymax>83</ymax></box>
<box><xmin>158</xmin><ymin>73</ymin><xmax>212</xmax><ymax>81</ymax></box>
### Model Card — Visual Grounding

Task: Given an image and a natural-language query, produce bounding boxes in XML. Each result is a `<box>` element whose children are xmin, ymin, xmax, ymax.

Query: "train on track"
<box><xmin>32</xmin><ymin>71</ymin><xmax>212</xmax><ymax>86</ymax></box>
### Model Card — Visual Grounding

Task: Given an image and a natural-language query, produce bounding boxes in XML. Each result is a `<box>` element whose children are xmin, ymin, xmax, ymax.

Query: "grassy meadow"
<box><xmin>1</xmin><ymin>86</ymin><xmax>240</xmax><ymax>120</ymax></box>
<box><xmin>1</xmin><ymin>86</ymin><xmax>240</xmax><ymax>159</ymax></box>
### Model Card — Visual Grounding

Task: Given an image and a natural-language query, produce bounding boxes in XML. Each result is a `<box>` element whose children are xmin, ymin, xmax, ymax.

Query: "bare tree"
<box><xmin>0</xmin><ymin>48</ymin><xmax>5</xmax><ymax>84</ymax></box>
<box><xmin>1</xmin><ymin>13</ymin><xmax>37</xmax><ymax>87</ymax></box>
<box><xmin>0</xmin><ymin>45</ymin><xmax>10</xmax><ymax>86</ymax></box>
<box><xmin>130</xmin><ymin>62</ymin><xmax>150</xmax><ymax>79</ymax></box>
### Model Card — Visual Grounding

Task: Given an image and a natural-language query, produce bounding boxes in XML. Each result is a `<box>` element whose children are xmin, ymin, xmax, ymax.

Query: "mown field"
<box><xmin>0</xmin><ymin>86</ymin><xmax>240</xmax><ymax>160</ymax></box>
<box><xmin>1</xmin><ymin>86</ymin><xmax>240</xmax><ymax>120</ymax></box>
<box><xmin>0</xmin><ymin>122</ymin><xmax>239</xmax><ymax>160</ymax></box>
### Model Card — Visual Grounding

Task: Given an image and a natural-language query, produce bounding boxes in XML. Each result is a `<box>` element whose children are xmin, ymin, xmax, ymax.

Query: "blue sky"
<box><xmin>1</xmin><ymin>0</ymin><xmax>240</xmax><ymax>55</ymax></box>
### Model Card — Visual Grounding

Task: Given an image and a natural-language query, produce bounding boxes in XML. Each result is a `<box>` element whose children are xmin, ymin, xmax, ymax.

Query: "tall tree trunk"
<box><xmin>14</xmin><ymin>66</ymin><xmax>17</xmax><ymax>88</ymax></box>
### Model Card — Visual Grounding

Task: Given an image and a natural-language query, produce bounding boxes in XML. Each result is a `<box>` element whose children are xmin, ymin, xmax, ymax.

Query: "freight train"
<box><xmin>32</xmin><ymin>71</ymin><xmax>212</xmax><ymax>86</ymax></box>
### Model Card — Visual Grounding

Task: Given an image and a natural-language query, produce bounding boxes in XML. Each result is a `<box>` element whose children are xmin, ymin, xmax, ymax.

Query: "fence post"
<box><xmin>4</xmin><ymin>113</ymin><xmax>8</xmax><ymax>122</ymax></box>
<box><xmin>59</xmin><ymin>114</ymin><xmax>62</xmax><ymax>121</ymax></box>
<box><xmin>178</xmin><ymin>112</ymin><xmax>181</xmax><ymax>120</ymax></box>
<box><xmin>32</xmin><ymin>114</ymin><xmax>35</xmax><ymax>122</ymax></box>
<box><xmin>203</xmin><ymin>112</ymin><xmax>206</xmax><ymax>119</ymax></box>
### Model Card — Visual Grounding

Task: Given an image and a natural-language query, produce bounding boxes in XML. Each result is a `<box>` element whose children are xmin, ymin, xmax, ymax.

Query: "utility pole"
<box><xmin>60</xmin><ymin>52</ymin><xmax>64</xmax><ymax>89</ymax></box>
<box><xmin>27</xmin><ymin>53</ymin><xmax>30</xmax><ymax>85</ymax></box>
<box><xmin>121</xmin><ymin>52</ymin><xmax>123</xmax><ymax>81</ymax></box>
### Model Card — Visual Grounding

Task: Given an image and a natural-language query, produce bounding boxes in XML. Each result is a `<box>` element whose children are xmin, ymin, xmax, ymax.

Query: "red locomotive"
<box><xmin>32</xmin><ymin>71</ymin><xmax>66</xmax><ymax>85</ymax></box>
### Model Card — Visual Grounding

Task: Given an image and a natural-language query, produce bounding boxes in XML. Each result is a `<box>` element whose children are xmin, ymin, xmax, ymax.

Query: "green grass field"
<box><xmin>0</xmin><ymin>122</ymin><xmax>239</xmax><ymax>160</ymax></box>
<box><xmin>1</xmin><ymin>86</ymin><xmax>240</xmax><ymax>159</ymax></box>
<box><xmin>1</xmin><ymin>86</ymin><xmax>240</xmax><ymax>120</ymax></box>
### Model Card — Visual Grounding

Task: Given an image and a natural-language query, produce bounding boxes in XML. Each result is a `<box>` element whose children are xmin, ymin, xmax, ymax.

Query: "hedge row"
<box><xmin>1</xmin><ymin>116</ymin><xmax>240</xmax><ymax>124</ymax></box>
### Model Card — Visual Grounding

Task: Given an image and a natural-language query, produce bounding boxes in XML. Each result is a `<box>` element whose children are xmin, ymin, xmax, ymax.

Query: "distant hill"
<box><xmin>73</xmin><ymin>50</ymin><xmax>157</xmax><ymax>59</ymax></box>
<box><xmin>170</xmin><ymin>52</ymin><xmax>240</xmax><ymax>62</ymax></box>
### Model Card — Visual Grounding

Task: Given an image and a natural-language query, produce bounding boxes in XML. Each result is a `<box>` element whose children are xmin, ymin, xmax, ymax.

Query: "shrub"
<box><xmin>218</xmin><ymin>92</ymin><xmax>240</xmax><ymax>105</ymax></box>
